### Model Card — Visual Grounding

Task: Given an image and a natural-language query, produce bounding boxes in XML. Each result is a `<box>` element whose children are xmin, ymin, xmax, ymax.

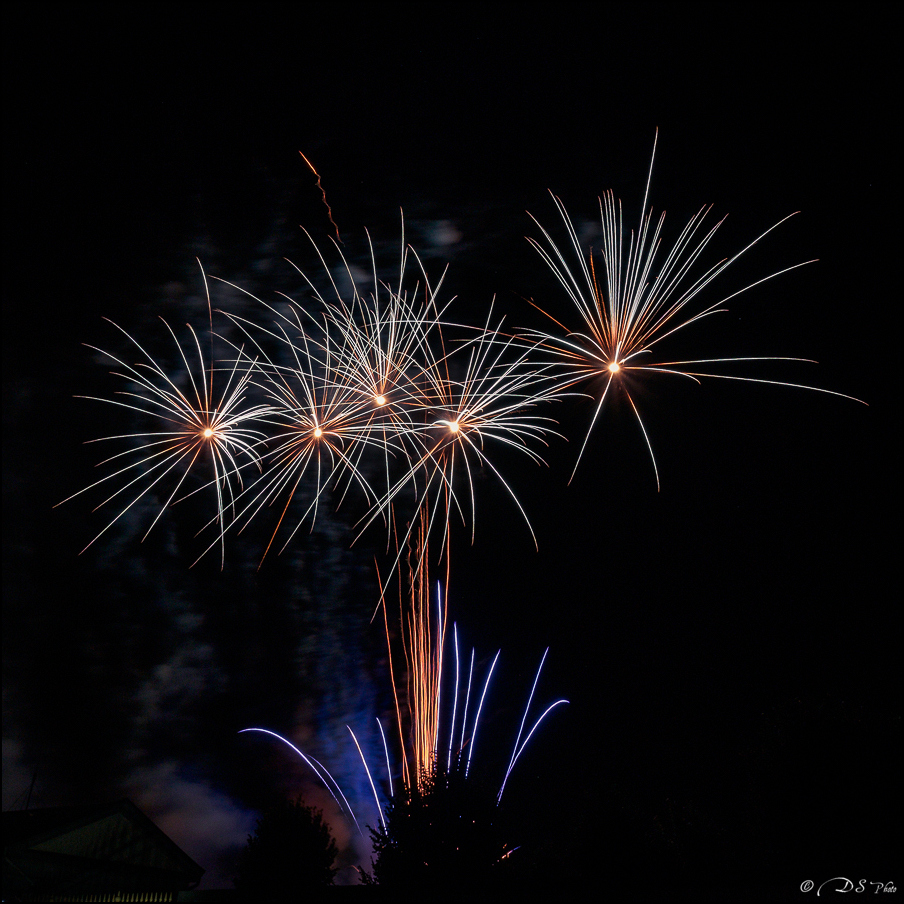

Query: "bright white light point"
<box><xmin>449</xmin><ymin>421</ymin><xmax>460</xmax><ymax>433</ymax></box>
<box><xmin>202</xmin><ymin>428</ymin><xmax>215</xmax><ymax>438</ymax></box>
<box><xmin>374</xmin><ymin>395</ymin><xmax>387</xmax><ymax>406</ymax></box>
<box><xmin>313</xmin><ymin>427</ymin><xmax>323</xmax><ymax>438</ymax></box>
<box><xmin>608</xmin><ymin>361</ymin><xmax>621</xmax><ymax>374</ymax></box>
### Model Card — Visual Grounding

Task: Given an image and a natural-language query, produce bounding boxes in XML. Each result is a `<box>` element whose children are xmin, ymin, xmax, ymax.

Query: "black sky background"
<box><xmin>4</xmin><ymin>5</ymin><xmax>900</xmax><ymax>898</ymax></box>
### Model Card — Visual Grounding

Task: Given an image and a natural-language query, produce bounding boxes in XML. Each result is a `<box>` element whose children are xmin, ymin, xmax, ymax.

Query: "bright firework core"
<box><xmin>448</xmin><ymin>421</ymin><xmax>460</xmax><ymax>433</ymax></box>
<box><xmin>202</xmin><ymin>427</ymin><xmax>215</xmax><ymax>438</ymax></box>
<box><xmin>313</xmin><ymin>427</ymin><xmax>323</xmax><ymax>438</ymax></box>
<box><xmin>374</xmin><ymin>394</ymin><xmax>387</xmax><ymax>406</ymax></box>
<box><xmin>608</xmin><ymin>362</ymin><xmax>621</xmax><ymax>374</ymax></box>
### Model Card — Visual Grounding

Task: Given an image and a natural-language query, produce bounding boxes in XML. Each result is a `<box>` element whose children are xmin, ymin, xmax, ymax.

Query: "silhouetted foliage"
<box><xmin>368</xmin><ymin>761</ymin><xmax>521</xmax><ymax>894</ymax></box>
<box><xmin>234</xmin><ymin>796</ymin><xmax>337</xmax><ymax>899</ymax></box>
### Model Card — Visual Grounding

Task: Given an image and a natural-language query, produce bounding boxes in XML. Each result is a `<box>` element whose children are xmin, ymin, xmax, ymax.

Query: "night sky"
<box><xmin>4</xmin><ymin>5</ymin><xmax>900</xmax><ymax>898</ymax></box>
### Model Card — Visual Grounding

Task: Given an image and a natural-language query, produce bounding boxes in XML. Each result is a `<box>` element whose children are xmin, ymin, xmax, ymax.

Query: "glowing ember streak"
<box><xmin>299</xmin><ymin>150</ymin><xmax>341</xmax><ymax>244</ymax></box>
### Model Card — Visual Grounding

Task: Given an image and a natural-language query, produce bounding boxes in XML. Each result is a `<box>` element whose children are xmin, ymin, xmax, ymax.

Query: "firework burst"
<box><xmin>527</xmin><ymin>131</ymin><xmax>866</xmax><ymax>487</ymax></box>
<box><xmin>63</xmin><ymin>219</ymin><xmax>557</xmax><ymax>577</ymax></box>
<box><xmin>56</xmin><ymin>268</ymin><xmax>272</xmax><ymax>564</ymax></box>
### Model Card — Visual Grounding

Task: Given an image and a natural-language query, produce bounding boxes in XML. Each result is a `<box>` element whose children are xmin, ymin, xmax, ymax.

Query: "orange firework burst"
<box><xmin>527</xmin><ymin>131</ymin><xmax>866</xmax><ymax>487</ymax></box>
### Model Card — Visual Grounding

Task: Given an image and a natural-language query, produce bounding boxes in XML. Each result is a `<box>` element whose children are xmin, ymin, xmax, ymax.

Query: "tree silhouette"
<box><xmin>234</xmin><ymin>796</ymin><xmax>338</xmax><ymax>898</ymax></box>
<box><xmin>367</xmin><ymin>761</ymin><xmax>521</xmax><ymax>894</ymax></box>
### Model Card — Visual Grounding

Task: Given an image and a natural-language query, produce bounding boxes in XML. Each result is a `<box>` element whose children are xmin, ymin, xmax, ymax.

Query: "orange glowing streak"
<box><xmin>380</xmin><ymin>511</ymin><xmax>450</xmax><ymax>792</ymax></box>
<box><xmin>299</xmin><ymin>151</ymin><xmax>341</xmax><ymax>244</ymax></box>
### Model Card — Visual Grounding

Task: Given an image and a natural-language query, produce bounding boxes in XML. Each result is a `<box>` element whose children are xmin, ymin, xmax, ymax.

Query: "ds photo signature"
<box><xmin>801</xmin><ymin>878</ymin><xmax>897</xmax><ymax>895</ymax></box>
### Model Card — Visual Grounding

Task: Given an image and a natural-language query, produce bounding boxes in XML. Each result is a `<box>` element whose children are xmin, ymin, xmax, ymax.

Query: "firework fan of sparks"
<box><xmin>56</xmin><ymin>265</ymin><xmax>272</xmax><ymax>565</ymax></box>
<box><xmin>242</xmin><ymin>574</ymin><xmax>568</xmax><ymax>835</ymax></box>
<box><xmin>526</xmin><ymin>130</ymin><xmax>866</xmax><ymax>488</ymax></box>
<box><xmin>379</xmin><ymin>515</ymin><xmax>447</xmax><ymax>792</ymax></box>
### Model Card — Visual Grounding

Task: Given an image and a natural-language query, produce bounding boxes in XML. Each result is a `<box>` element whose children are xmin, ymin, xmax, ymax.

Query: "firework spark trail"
<box><xmin>458</xmin><ymin>647</ymin><xmax>475</xmax><ymax>769</ymax></box>
<box><xmin>465</xmin><ymin>649</ymin><xmax>500</xmax><ymax>779</ymax></box>
<box><xmin>497</xmin><ymin>646</ymin><xmax>569</xmax><ymax>803</ymax></box>
<box><xmin>376</xmin><ymin>528</ymin><xmax>568</xmax><ymax>796</ymax></box>
<box><xmin>425</xmin><ymin>615</ymin><xmax>568</xmax><ymax>799</ymax></box>
<box><xmin>389</xmin><ymin>582</ymin><xmax>568</xmax><ymax>795</ymax></box>
<box><xmin>447</xmin><ymin>621</ymin><xmax>460</xmax><ymax>773</ymax></box>
<box><xmin>376</xmin><ymin>718</ymin><xmax>394</xmax><ymax>799</ymax></box>
<box><xmin>526</xmin><ymin>131</ymin><xmax>866</xmax><ymax>487</ymax></box>
<box><xmin>387</xmin><ymin>519</ymin><xmax>447</xmax><ymax>790</ymax></box>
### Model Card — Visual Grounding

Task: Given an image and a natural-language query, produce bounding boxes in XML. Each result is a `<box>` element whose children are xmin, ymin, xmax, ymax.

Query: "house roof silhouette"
<box><xmin>3</xmin><ymin>798</ymin><xmax>204</xmax><ymax>902</ymax></box>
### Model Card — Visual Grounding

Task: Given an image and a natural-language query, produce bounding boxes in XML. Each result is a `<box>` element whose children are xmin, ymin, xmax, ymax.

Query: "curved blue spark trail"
<box><xmin>347</xmin><ymin>726</ymin><xmax>386</xmax><ymax>831</ymax></box>
<box><xmin>466</xmin><ymin>649</ymin><xmax>500</xmax><ymax>778</ymax></box>
<box><xmin>238</xmin><ymin>727</ymin><xmax>362</xmax><ymax>836</ymax></box>
<box><xmin>376</xmin><ymin>718</ymin><xmax>394</xmax><ymax>800</ymax></box>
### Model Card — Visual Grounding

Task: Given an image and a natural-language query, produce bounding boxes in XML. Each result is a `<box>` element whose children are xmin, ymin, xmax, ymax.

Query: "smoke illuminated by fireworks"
<box><xmin>527</xmin><ymin>131</ymin><xmax>866</xmax><ymax>487</ymax></box>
